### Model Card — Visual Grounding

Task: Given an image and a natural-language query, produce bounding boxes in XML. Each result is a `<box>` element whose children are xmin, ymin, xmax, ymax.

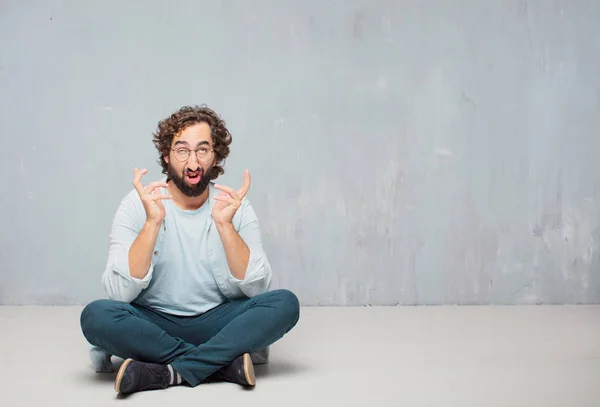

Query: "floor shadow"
<box><xmin>80</xmin><ymin>357</ymin><xmax>308</xmax><ymax>384</ymax></box>
<box><xmin>254</xmin><ymin>360</ymin><xmax>309</xmax><ymax>378</ymax></box>
<box><xmin>89</xmin><ymin>371</ymin><xmax>117</xmax><ymax>383</ymax></box>
<box><xmin>79</xmin><ymin>357</ymin><xmax>123</xmax><ymax>383</ymax></box>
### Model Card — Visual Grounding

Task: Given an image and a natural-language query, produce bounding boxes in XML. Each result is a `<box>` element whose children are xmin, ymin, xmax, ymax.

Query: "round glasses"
<box><xmin>171</xmin><ymin>147</ymin><xmax>214</xmax><ymax>162</ymax></box>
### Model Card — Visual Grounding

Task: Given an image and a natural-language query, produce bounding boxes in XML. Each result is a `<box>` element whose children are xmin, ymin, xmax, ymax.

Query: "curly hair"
<box><xmin>152</xmin><ymin>105</ymin><xmax>232</xmax><ymax>180</ymax></box>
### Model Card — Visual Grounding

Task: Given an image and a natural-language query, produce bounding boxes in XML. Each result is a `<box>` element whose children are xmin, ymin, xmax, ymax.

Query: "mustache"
<box><xmin>184</xmin><ymin>168</ymin><xmax>203</xmax><ymax>174</ymax></box>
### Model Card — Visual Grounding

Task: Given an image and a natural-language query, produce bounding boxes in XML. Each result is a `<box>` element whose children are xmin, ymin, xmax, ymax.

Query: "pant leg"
<box><xmin>171</xmin><ymin>289</ymin><xmax>300</xmax><ymax>386</ymax></box>
<box><xmin>80</xmin><ymin>299</ymin><xmax>197</xmax><ymax>365</ymax></box>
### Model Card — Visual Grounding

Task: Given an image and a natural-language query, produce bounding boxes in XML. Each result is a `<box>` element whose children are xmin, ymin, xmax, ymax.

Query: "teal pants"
<box><xmin>80</xmin><ymin>289</ymin><xmax>300</xmax><ymax>386</ymax></box>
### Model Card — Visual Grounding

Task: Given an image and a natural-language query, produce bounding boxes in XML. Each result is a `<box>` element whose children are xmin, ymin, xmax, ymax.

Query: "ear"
<box><xmin>164</xmin><ymin>153</ymin><xmax>169</xmax><ymax>164</ymax></box>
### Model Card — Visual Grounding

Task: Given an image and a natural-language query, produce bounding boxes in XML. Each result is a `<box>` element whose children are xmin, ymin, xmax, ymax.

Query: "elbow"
<box><xmin>237</xmin><ymin>253</ymin><xmax>273</xmax><ymax>297</ymax></box>
<box><xmin>101</xmin><ymin>268</ymin><xmax>143</xmax><ymax>303</ymax></box>
<box><xmin>101</xmin><ymin>274</ymin><xmax>130</xmax><ymax>303</ymax></box>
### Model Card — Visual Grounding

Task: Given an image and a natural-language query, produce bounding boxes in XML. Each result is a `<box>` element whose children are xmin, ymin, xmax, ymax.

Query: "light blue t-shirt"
<box><xmin>101</xmin><ymin>181</ymin><xmax>273</xmax><ymax>315</ymax></box>
<box><xmin>133</xmin><ymin>196</ymin><xmax>228</xmax><ymax>315</ymax></box>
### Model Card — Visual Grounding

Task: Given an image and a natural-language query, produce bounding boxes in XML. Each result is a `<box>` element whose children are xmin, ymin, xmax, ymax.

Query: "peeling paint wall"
<box><xmin>1</xmin><ymin>1</ymin><xmax>599</xmax><ymax>305</ymax></box>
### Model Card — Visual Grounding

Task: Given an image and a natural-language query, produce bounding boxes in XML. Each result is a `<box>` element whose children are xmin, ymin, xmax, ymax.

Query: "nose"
<box><xmin>186</xmin><ymin>153</ymin><xmax>200</xmax><ymax>170</ymax></box>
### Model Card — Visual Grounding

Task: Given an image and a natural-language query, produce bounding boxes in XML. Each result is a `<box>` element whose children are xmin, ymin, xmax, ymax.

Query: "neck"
<box><xmin>167</xmin><ymin>180</ymin><xmax>210</xmax><ymax>210</ymax></box>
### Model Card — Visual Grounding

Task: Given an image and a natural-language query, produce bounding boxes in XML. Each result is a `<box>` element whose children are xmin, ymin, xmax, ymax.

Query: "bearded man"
<box><xmin>80</xmin><ymin>105</ymin><xmax>299</xmax><ymax>395</ymax></box>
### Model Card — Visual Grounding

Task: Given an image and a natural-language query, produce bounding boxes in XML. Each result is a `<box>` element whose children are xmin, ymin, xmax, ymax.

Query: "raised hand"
<box><xmin>212</xmin><ymin>170</ymin><xmax>251</xmax><ymax>225</ymax></box>
<box><xmin>132</xmin><ymin>168</ymin><xmax>172</xmax><ymax>225</ymax></box>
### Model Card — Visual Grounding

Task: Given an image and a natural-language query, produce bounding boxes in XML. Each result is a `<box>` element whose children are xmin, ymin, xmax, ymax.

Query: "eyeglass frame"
<box><xmin>170</xmin><ymin>146</ymin><xmax>215</xmax><ymax>162</ymax></box>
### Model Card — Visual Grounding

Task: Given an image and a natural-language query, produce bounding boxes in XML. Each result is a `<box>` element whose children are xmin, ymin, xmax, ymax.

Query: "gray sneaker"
<box><xmin>89</xmin><ymin>347</ymin><xmax>114</xmax><ymax>373</ymax></box>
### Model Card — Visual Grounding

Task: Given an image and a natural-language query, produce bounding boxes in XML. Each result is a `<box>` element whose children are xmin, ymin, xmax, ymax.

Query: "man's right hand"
<box><xmin>132</xmin><ymin>168</ymin><xmax>171</xmax><ymax>225</ymax></box>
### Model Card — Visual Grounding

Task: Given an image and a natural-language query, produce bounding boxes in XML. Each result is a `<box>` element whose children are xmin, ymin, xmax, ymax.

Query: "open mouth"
<box><xmin>185</xmin><ymin>170</ymin><xmax>201</xmax><ymax>185</ymax></box>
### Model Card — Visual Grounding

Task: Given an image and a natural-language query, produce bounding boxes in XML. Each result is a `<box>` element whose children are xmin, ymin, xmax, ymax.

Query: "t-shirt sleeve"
<box><xmin>101</xmin><ymin>191</ymin><xmax>155</xmax><ymax>302</ymax></box>
<box><xmin>232</xmin><ymin>198</ymin><xmax>273</xmax><ymax>297</ymax></box>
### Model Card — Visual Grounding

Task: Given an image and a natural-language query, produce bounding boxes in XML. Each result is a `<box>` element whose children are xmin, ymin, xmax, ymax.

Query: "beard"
<box><xmin>167</xmin><ymin>162</ymin><xmax>215</xmax><ymax>197</ymax></box>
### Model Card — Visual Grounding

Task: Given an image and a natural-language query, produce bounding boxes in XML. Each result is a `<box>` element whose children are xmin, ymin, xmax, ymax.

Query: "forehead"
<box><xmin>172</xmin><ymin>122</ymin><xmax>212</xmax><ymax>145</ymax></box>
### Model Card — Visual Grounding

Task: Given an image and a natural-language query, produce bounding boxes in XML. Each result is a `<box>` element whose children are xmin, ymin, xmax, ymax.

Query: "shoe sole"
<box><xmin>243</xmin><ymin>353</ymin><xmax>256</xmax><ymax>387</ymax></box>
<box><xmin>114</xmin><ymin>358</ymin><xmax>134</xmax><ymax>393</ymax></box>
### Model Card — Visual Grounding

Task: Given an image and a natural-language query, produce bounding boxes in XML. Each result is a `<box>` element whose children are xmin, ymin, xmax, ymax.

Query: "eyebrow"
<box><xmin>173</xmin><ymin>140</ymin><xmax>211</xmax><ymax>147</ymax></box>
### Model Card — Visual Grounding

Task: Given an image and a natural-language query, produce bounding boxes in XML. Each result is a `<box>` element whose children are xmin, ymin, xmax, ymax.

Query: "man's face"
<box><xmin>165</xmin><ymin>122</ymin><xmax>216</xmax><ymax>197</ymax></box>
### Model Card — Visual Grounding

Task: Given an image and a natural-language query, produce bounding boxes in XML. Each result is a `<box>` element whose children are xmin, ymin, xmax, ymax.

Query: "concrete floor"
<box><xmin>1</xmin><ymin>305</ymin><xmax>599</xmax><ymax>406</ymax></box>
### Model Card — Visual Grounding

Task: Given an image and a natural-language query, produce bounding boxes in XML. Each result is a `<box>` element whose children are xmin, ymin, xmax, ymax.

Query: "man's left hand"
<box><xmin>212</xmin><ymin>170</ymin><xmax>251</xmax><ymax>225</ymax></box>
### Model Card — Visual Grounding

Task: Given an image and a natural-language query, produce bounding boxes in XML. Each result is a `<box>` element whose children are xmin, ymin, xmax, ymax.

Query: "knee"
<box><xmin>80</xmin><ymin>299</ymin><xmax>122</xmax><ymax>341</ymax></box>
<box><xmin>270</xmin><ymin>289</ymin><xmax>300</xmax><ymax>325</ymax></box>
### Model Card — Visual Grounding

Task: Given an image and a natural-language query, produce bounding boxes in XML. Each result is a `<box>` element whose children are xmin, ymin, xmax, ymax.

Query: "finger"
<box><xmin>133</xmin><ymin>167</ymin><xmax>147</xmax><ymax>181</ymax></box>
<box><xmin>144</xmin><ymin>181</ymin><xmax>169</xmax><ymax>194</ymax></box>
<box><xmin>212</xmin><ymin>195</ymin><xmax>236</xmax><ymax>204</ymax></box>
<box><xmin>213</xmin><ymin>184</ymin><xmax>240</xmax><ymax>200</ymax></box>
<box><xmin>237</xmin><ymin>169</ymin><xmax>251</xmax><ymax>198</ymax></box>
<box><xmin>132</xmin><ymin>168</ymin><xmax>148</xmax><ymax>193</ymax></box>
<box><xmin>152</xmin><ymin>193</ymin><xmax>172</xmax><ymax>201</ymax></box>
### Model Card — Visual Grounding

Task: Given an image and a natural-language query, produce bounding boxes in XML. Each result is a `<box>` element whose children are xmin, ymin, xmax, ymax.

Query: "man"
<box><xmin>80</xmin><ymin>105</ymin><xmax>300</xmax><ymax>395</ymax></box>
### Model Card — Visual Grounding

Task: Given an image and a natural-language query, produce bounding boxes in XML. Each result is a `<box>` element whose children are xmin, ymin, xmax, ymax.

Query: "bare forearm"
<box><xmin>128</xmin><ymin>221</ymin><xmax>161</xmax><ymax>279</ymax></box>
<box><xmin>215</xmin><ymin>222</ymin><xmax>250</xmax><ymax>280</ymax></box>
